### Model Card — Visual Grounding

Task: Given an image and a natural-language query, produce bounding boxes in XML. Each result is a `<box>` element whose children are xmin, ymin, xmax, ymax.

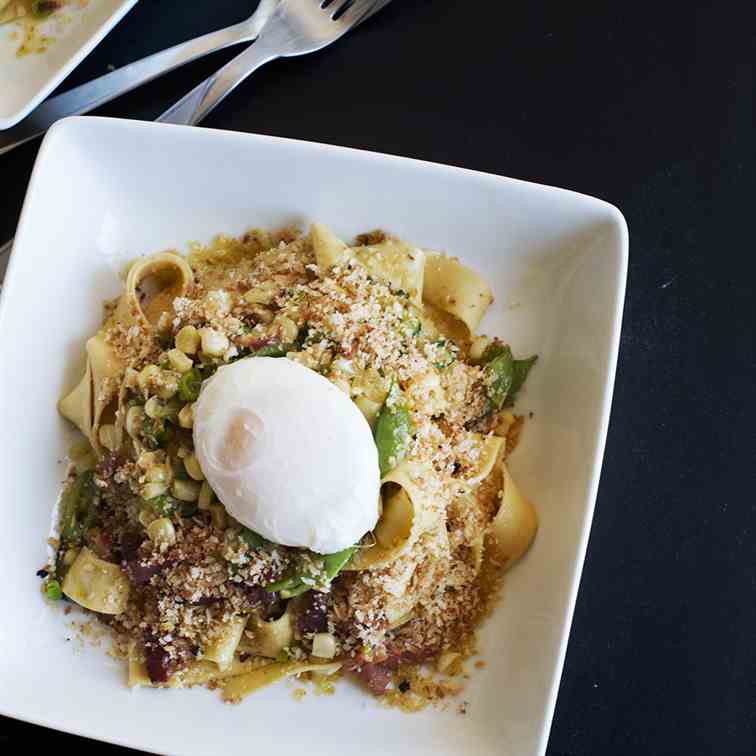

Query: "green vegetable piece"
<box><xmin>374</xmin><ymin>387</ymin><xmax>412</xmax><ymax>476</ymax></box>
<box><xmin>323</xmin><ymin>546</ymin><xmax>357</xmax><ymax>581</ymax></box>
<box><xmin>400</xmin><ymin>311</ymin><xmax>421</xmax><ymax>339</ymax></box>
<box><xmin>255</xmin><ymin>343</ymin><xmax>296</xmax><ymax>358</ymax></box>
<box><xmin>60</xmin><ymin>470</ymin><xmax>98</xmax><ymax>543</ymax></box>
<box><xmin>508</xmin><ymin>355</ymin><xmax>538</xmax><ymax>405</ymax></box>
<box><xmin>178</xmin><ymin>368</ymin><xmax>203</xmax><ymax>402</ymax></box>
<box><xmin>240</xmin><ymin>528</ymin><xmax>266</xmax><ymax>549</ymax></box>
<box><xmin>280</xmin><ymin>582</ymin><xmax>311</xmax><ymax>599</ymax></box>
<box><xmin>265</xmin><ymin>575</ymin><xmax>302</xmax><ymax>593</ymax></box>
<box><xmin>141</xmin><ymin>417</ymin><xmax>174</xmax><ymax>448</ymax></box>
<box><xmin>484</xmin><ymin>346</ymin><xmax>514</xmax><ymax>412</ymax></box>
<box><xmin>148</xmin><ymin>495</ymin><xmax>175</xmax><ymax>517</ymax></box>
<box><xmin>45</xmin><ymin>579</ymin><xmax>63</xmax><ymax>600</ymax></box>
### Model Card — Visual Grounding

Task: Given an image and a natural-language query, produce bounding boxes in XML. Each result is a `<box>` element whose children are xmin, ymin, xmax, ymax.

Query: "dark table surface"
<box><xmin>2</xmin><ymin>1</ymin><xmax>755</xmax><ymax>754</ymax></box>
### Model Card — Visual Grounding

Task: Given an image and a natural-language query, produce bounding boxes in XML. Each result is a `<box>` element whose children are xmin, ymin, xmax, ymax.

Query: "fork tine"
<box><xmin>335</xmin><ymin>0</ymin><xmax>380</xmax><ymax>26</ymax></box>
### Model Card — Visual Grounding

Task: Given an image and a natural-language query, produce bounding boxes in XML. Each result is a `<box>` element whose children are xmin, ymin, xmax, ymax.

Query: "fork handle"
<box><xmin>0</xmin><ymin>20</ymin><xmax>255</xmax><ymax>158</ymax></box>
<box><xmin>157</xmin><ymin>38</ymin><xmax>278</xmax><ymax>126</ymax></box>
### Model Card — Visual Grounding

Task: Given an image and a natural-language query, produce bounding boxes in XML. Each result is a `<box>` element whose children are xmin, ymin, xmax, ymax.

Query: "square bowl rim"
<box><xmin>0</xmin><ymin>115</ymin><xmax>629</xmax><ymax>756</ymax></box>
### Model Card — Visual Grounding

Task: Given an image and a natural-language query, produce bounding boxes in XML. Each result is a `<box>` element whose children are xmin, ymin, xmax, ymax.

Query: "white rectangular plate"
<box><xmin>0</xmin><ymin>117</ymin><xmax>627</xmax><ymax>756</ymax></box>
<box><xmin>0</xmin><ymin>0</ymin><xmax>138</xmax><ymax>128</ymax></box>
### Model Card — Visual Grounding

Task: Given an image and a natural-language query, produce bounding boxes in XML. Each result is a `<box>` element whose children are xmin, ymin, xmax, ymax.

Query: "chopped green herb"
<box><xmin>178</xmin><ymin>368</ymin><xmax>203</xmax><ymax>402</ymax></box>
<box><xmin>433</xmin><ymin>338</ymin><xmax>458</xmax><ymax>369</ymax></box>
<box><xmin>148</xmin><ymin>495</ymin><xmax>176</xmax><ymax>517</ymax></box>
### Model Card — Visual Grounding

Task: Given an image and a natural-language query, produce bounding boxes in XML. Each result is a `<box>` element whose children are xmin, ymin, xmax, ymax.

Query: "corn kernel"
<box><xmin>138</xmin><ymin>364</ymin><xmax>161</xmax><ymax>393</ymax></box>
<box><xmin>144</xmin><ymin>396</ymin><xmax>163</xmax><ymax>420</ymax></box>
<box><xmin>178</xmin><ymin>403</ymin><xmax>194</xmax><ymax>429</ymax></box>
<box><xmin>167</xmin><ymin>348</ymin><xmax>193</xmax><ymax>373</ymax></box>
<box><xmin>209</xmin><ymin>503</ymin><xmax>227</xmax><ymax>529</ymax></box>
<box><xmin>171</xmin><ymin>478</ymin><xmax>200</xmax><ymax>502</ymax></box>
<box><xmin>145</xmin><ymin>464</ymin><xmax>171</xmax><ymax>484</ymax></box>
<box><xmin>142</xmin><ymin>481</ymin><xmax>168</xmax><ymax>500</ymax></box>
<box><xmin>198</xmin><ymin>481</ymin><xmax>214</xmax><ymax>510</ymax></box>
<box><xmin>199</xmin><ymin>328</ymin><xmax>229</xmax><ymax>357</ymax></box>
<box><xmin>243</xmin><ymin>282</ymin><xmax>276</xmax><ymax>306</ymax></box>
<box><xmin>126</xmin><ymin>405</ymin><xmax>145</xmax><ymax>437</ymax></box>
<box><xmin>156</xmin><ymin>371</ymin><xmax>179</xmax><ymax>400</ymax></box>
<box><xmin>183</xmin><ymin>454</ymin><xmax>205</xmax><ymax>481</ymax></box>
<box><xmin>147</xmin><ymin>517</ymin><xmax>176</xmax><ymax>549</ymax></box>
<box><xmin>312</xmin><ymin>633</ymin><xmax>337</xmax><ymax>660</ymax></box>
<box><xmin>98</xmin><ymin>424</ymin><xmax>118</xmax><ymax>452</ymax></box>
<box><xmin>175</xmin><ymin>325</ymin><xmax>201</xmax><ymax>354</ymax></box>
<box><xmin>274</xmin><ymin>315</ymin><xmax>299</xmax><ymax>343</ymax></box>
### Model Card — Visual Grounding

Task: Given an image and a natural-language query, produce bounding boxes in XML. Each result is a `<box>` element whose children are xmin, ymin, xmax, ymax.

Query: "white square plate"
<box><xmin>0</xmin><ymin>117</ymin><xmax>627</xmax><ymax>756</ymax></box>
<box><xmin>0</xmin><ymin>0</ymin><xmax>138</xmax><ymax>128</ymax></box>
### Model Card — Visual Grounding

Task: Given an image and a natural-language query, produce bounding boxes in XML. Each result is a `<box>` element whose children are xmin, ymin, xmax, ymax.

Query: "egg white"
<box><xmin>193</xmin><ymin>357</ymin><xmax>380</xmax><ymax>554</ymax></box>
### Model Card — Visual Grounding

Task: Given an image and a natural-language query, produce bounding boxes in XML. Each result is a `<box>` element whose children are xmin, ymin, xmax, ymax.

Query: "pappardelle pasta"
<box><xmin>46</xmin><ymin>223</ymin><xmax>539</xmax><ymax>707</ymax></box>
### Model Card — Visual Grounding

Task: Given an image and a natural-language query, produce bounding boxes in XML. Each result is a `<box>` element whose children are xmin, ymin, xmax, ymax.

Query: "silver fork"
<box><xmin>157</xmin><ymin>0</ymin><xmax>383</xmax><ymax>126</ymax></box>
<box><xmin>0</xmin><ymin>0</ymin><xmax>391</xmax><ymax>268</ymax></box>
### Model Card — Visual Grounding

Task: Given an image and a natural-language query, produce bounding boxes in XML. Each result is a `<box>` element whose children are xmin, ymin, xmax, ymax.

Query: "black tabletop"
<box><xmin>2</xmin><ymin>2</ymin><xmax>755</xmax><ymax>754</ymax></box>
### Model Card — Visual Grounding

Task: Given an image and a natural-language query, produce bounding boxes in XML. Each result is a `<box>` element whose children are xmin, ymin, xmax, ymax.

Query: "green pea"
<box><xmin>374</xmin><ymin>388</ymin><xmax>412</xmax><ymax>476</ymax></box>
<box><xmin>433</xmin><ymin>338</ymin><xmax>457</xmax><ymax>369</ymax></box>
<box><xmin>45</xmin><ymin>579</ymin><xmax>63</xmax><ymax>600</ymax></box>
<box><xmin>178</xmin><ymin>368</ymin><xmax>203</xmax><ymax>402</ymax></box>
<box><xmin>265</xmin><ymin>575</ymin><xmax>302</xmax><ymax>593</ymax></box>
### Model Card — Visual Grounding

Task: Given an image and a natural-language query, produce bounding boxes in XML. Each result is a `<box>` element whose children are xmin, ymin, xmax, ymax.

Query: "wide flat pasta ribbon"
<box><xmin>422</xmin><ymin>253</ymin><xmax>493</xmax><ymax>337</ymax></box>
<box><xmin>58</xmin><ymin>252</ymin><xmax>193</xmax><ymax>454</ymax></box>
<box><xmin>347</xmin><ymin>462</ymin><xmax>442</xmax><ymax>571</ymax></box>
<box><xmin>311</xmin><ymin>223</ymin><xmax>425</xmax><ymax>305</ymax></box>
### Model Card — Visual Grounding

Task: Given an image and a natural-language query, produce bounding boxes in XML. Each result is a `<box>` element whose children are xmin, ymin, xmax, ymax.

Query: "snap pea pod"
<box><xmin>483</xmin><ymin>344</ymin><xmax>514</xmax><ymax>412</ymax></box>
<box><xmin>280</xmin><ymin>582</ymin><xmax>312</xmax><ymax>599</ymax></box>
<box><xmin>479</xmin><ymin>343</ymin><xmax>538</xmax><ymax>410</ymax></box>
<box><xmin>265</xmin><ymin>545</ymin><xmax>358</xmax><ymax>598</ymax></box>
<box><xmin>265</xmin><ymin>574</ymin><xmax>302</xmax><ymax>593</ymax></box>
<box><xmin>508</xmin><ymin>355</ymin><xmax>538</xmax><ymax>405</ymax></box>
<box><xmin>374</xmin><ymin>387</ymin><xmax>412</xmax><ymax>476</ymax></box>
<box><xmin>323</xmin><ymin>546</ymin><xmax>357</xmax><ymax>580</ymax></box>
<box><xmin>60</xmin><ymin>470</ymin><xmax>99</xmax><ymax>543</ymax></box>
<box><xmin>254</xmin><ymin>342</ymin><xmax>296</xmax><ymax>358</ymax></box>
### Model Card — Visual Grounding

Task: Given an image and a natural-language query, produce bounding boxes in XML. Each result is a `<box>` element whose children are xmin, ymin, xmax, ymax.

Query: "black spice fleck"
<box><xmin>398</xmin><ymin>680</ymin><xmax>411</xmax><ymax>693</ymax></box>
<box><xmin>36</xmin><ymin>569</ymin><xmax>48</xmax><ymax>578</ymax></box>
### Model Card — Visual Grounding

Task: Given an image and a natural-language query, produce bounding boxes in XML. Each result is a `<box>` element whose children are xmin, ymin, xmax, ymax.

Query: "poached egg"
<box><xmin>193</xmin><ymin>357</ymin><xmax>380</xmax><ymax>554</ymax></box>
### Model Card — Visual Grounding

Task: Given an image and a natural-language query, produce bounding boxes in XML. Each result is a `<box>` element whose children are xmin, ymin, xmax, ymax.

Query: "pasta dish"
<box><xmin>46</xmin><ymin>223</ymin><xmax>538</xmax><ymax>706</ymax></box>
